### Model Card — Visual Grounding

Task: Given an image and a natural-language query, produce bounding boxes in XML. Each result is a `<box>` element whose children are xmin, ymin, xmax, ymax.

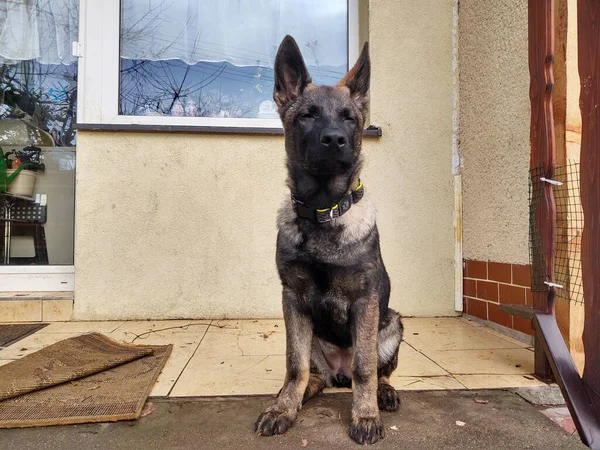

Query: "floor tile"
<box><xmin>42</xmin><ymin>300</ymin><xmax>73</xmax><ymax>322</ymax></box>
<box><xmin>403</xmin><ymin>317</ymin><xmax>467</xmax><ymax>329</ymax></box>
<box><xmin>239</xmin><ymin>319</ymin><xmax>285</xmax><ymax>334</ymax></box>
<box><xmin>194</xmin><ymin>320</ymin><xmax>242</xmax><ymax>331</ymax></box>
<box><xmin>108</xmin><ymin>322</ymin><xmax>209</xmax><ymax>397</ymax></box>
<box><xmin>455</xmin><ymin>374</ymin><xmax>548</xmax><ymax>389</ymax></box>
<box><xmin>0</xmin><ymin>316</ymin><xmax>545</xmax><ymax>398</ymax></box>
<box><xmin>170</xmin><ymin>355</ymin><xmax>285</xmax><ymax>396</ymax></box>
<box><xmin>388</xmin><ymin>375</ymin><xmax>465</xmax><ymax>390</ymax></box>
<box><xmin>192</xmin><ymin>319</ymin><xmax>284</xmax><ymax>334</ymax></box>
<box><xmin>111</xmin><ymin>320</ymin><xmax>200</xmax><ymax>340</ymax></box>
<box><xmin>108</xmin><ymin>320</ymin><xmax>210</xmax><ymax>397</ymax></box>
<box><xmin>241</xmin><ymin>354</ymin><xmax>286</xmax><ymax>381</ymax></box>
<box><xmin>396</xmin><ymin>344</ymin><xmax>448</xmax><ymax>377</ymax></box>
<box><xmin>110</xmin><ymin>327</ymin><xmax>208</xmax><ymax>345</ymax></box>
<box><xmin>37</xmin><ymin>321</ymin><xmax>124</xmax><ymax>334</ymax></box>
<box><xmin>0</xmin><ymin>300</ymin><xmax>42</xmax><ymax>322</ymax></box>
<box><xmin>404</xmin><ymin>323</ymin><xmax>523</xmax><ymax>351</ymax></box>
<box><xmin>149</xmin><ymin>339</ymin><xmax>204</xmax><ymax>397</ymax></box>
<box><xmin>422</xmin><ymin>348</ymin><xmax>534</xmax><ymax>375</ymax></box>
<box><xmin>467</xmin><ymin>322</ymin><xmax>530</xmax><ymax>348</ymax></box>
<box><xmin>195</xmin><ymin>324</ymin><xmax>285</xmax><ymax>357</ymax></box>
<box><xmin>0</xmin><ymin>292</ymin><xmax>72</xmax><ymax>300</ymax></box>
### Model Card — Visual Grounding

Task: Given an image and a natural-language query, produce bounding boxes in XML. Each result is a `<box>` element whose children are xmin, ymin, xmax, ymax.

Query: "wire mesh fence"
<box><xmin>528</xmin><ymin>161</ymin><xmax>584</xmax><ymax>303</ymax></box>
<box><xmin>529</xmin><ymin>165</ymin><xmax>548</xmax><ymax>292</ymax></box>
<box><xmin>554</xmin><ymin>161</ymin><xmax>584</xmax><ymax>303</ymax></box>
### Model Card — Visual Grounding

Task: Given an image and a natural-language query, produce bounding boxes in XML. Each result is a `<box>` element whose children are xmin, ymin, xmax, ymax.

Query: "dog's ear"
<box><xmin>338</xmin><ymin>42</ymin><xmax>370</xmax><ymax>109</ymax></box>
<box><xmin>273</xmin><ymin>36</ymin><xmax>311</xmax><ymax>109</ymax></box>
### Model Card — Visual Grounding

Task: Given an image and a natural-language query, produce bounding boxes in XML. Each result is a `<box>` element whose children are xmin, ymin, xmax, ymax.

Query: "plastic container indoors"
<box><xmin>6</xmin><ymin>169</ymin><xmax>36</xmax><ymax>198</ymax></box>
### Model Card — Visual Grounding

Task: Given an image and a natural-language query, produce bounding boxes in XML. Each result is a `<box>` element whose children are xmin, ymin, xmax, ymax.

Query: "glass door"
<box><xmin>0</xmin><ymin>1</ymin><xmax>78</xmax><ymax>291</ymax></box>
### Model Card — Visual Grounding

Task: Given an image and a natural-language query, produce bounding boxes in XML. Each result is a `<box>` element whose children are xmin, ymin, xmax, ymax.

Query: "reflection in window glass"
<box><xmin>0</xmin><ymin>0</ymin><xmax>78</xmax><ymax>145</ymax></box>
<box><xmin>0</xmin><ymin>1</ymin><xmax>77</xmax><ymax>265</ymax></box>
<box><xmin>119</xmin><ymin>0</ymin><xmax>349</xmax><ymax>118</ymax></box>
<box><xmin>0</xmin><ymin>62</ymin><xmax>77</xmax><ymax>146</ymax></box>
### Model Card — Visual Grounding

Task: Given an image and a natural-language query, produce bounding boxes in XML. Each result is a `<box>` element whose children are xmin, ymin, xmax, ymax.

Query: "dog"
<box><xmin>254</xmin><ymin>35</ymin><xmax>403</xmax><ymax>445</ymax></box>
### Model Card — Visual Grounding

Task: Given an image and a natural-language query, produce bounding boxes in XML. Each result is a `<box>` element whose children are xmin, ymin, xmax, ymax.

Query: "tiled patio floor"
<box><xmin>0</xmin><ymin>317</ymin><xmax>549</xmax><ymax>397</ymax></box>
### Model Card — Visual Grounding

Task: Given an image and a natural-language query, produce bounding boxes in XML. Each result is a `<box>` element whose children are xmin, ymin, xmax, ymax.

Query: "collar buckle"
<box><xmin>292</xmin><ymin>180</ymin><xmax>364</xmax><ymax>224</ymax></box>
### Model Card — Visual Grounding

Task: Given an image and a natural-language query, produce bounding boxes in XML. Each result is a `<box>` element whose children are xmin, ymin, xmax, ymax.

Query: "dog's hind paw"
<box><xmin>377</xmin><ymin>382</ymin><xmax>401</xmax><ymax>412</ymax></box>
<box><xmin>255</xmin><ymin>407</ymin><xmax>294</xmax><ymax>436</ymax></box>
<box><xmin>349</xmin><ymin>415</ymin><xmax>385</xmax><ymax>445</ymax></box>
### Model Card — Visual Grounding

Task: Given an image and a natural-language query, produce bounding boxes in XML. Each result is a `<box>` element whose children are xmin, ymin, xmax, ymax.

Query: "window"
<box><xmin>0</xmin><ymin>0</ymin><xmax>78</xmax><ymax>145</ymax></box>
<box><xmin>79</xmin><ymin>0</ymin><xmax>359</xmax><ymax>128</ymax></box>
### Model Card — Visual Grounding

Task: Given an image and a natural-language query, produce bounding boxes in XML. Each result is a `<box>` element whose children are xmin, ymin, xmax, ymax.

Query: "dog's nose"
<box><xmin>321</xmin><ymin>130</ymin><xmax>346</xmax><ymax>150</ymax></box>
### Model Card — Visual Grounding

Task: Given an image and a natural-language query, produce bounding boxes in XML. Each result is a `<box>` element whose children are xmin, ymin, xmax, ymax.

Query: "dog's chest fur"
<box><xmin>276</xmin><ymin>194</ymin><xmax>386</xmax><ymax>348</ymax></box>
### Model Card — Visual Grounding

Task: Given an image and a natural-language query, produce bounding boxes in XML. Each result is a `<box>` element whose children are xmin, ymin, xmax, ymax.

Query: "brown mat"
<box><xmin>0</xmin><ymin>324</ymin><xmax>48</xmax><ymax>348</ymax></box>
<box><xmin>0</xmin><ymin>333</ymin><xmax>172</xmax><ymax>428</ymax></box>
<box><xmin>0</xmin><ymin>333</ymin><xmax>155</xmax><ymax>400</ymax></box>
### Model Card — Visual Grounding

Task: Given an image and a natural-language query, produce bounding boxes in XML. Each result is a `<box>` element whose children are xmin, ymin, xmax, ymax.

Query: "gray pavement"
<box><xmin>0</xmin><ymin>390</ymin><xmax>585</xmax><ymax>449</ymax></box>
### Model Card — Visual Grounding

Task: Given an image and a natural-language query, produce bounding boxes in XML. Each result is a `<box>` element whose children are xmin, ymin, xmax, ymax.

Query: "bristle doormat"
<box><xmin>0</xmin><ymin>333</ymin><xmax>172</xmax><ymax>428</ymax></box>
<box><xmin>0</xmin><ymin>324</ymin><xmax>48</xmax><ymax>348</ymax></box>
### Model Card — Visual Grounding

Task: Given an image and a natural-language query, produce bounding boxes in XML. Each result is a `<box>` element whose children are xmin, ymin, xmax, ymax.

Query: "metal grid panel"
<box><xmin>529</xmin><ymin>166</ymin><xmax>547</xmax><ymax>292</ymax></box>
<box><xmin>529</xmin><ymin>162</ymin><xmax>583</xmax><ymax>302</ymax></box>
<box><xmin>554</xmin><ymin>161</ymin><xmax>583</xmax><ymax>303</ymax></box>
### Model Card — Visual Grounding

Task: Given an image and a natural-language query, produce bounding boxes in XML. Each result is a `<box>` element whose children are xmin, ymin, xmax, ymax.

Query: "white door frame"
<box><xmin>1</xmin><ymin>0</ymin><xmax>81</xmax><ymax>293</ymax></box>
<box><xmin>0</xmin><ymin>266</ymin><xmax>74</xmax><ymax>292</ymax></box>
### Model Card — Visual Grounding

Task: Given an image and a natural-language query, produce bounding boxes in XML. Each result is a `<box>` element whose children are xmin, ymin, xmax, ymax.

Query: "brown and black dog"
<box><xmin>254</xmin><ymin>35</ymin><xmax>403</xmax><ymax>445</ymax></box>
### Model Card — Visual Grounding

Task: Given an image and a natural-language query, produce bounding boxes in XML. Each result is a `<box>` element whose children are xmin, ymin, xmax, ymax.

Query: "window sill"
<box><xmin>74</xmin><ymin>123</ymin><xmax>383</xmax><ymax>137</ymax></box>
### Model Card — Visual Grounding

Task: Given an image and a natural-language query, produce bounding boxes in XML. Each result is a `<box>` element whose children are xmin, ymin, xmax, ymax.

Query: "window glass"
<box><xmin>0</xmin><ymin>0</ymin><xmax>77</xmax><ymax>265</ymax></box>
<box><xmin>119</xmin><ymin>0</ymin><xmax>349</xmax><ymax>118</ymax></box>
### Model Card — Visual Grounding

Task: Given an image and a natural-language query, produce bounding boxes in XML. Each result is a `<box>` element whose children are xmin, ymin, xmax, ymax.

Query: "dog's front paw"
<box><xmin>349</xmin><ymin>415</ymin><xmax>385</xmax><ymax>445</ymax></box>
<box><xmin>255</xmin><ymin>406</ymin><xmax>295</xmax><ymax>436</ymax></box>
<box><xmin>377</xmin><ymin>382</ymin><xmax>401</xmax><ymax>412</ymax></box>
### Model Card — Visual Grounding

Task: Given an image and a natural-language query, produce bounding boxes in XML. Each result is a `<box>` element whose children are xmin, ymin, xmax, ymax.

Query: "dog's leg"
<box><xmin>377</xmin><ymin>308</ymin><xmax>403</xmax><ymax>412</ymax></box>
<box><xmin>349</xmin><ymin>297</ymin><xmax>385</xmax><ymax>445</ymax></box>
<box><xmin>377</xmin><ymin>353</ymin><xmax>401</xmax><ymax>412</ymax></box>
<box><xmin>302</xmin><ymin>372</ymin><xmax>327</xmax><ymax>404</ymax></box>
<box><xmin>255</xmin><ymin>288</ymin><xmax>312</xmax><ymax>436</ymax></box>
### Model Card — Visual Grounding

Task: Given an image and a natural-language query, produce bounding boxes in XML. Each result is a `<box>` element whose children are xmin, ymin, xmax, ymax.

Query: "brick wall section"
<box><xmin>463</xmin><ymin>259</ymin><xmax>534</xmax><ymax>335</ymax></box>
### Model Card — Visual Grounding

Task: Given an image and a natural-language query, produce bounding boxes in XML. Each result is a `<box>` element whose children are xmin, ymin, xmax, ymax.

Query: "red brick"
<box><xmin>513</xmin><ymin>316</ymin><xmax>534</xmax><ymax>335</ymax></box>
<box><xmin>541</xmin><ymin>407</ymin><xmax>577</xmax><ymax>434</ymax></box>
<box><xmin>465</xmin><ymin>260</ymin><xmax>487</xmax><ymax>279</ymax></box>
<box><xmin>512</xmin><ymin>264</ymin><xmax>532</xmax><ymax>287</ymax></box>
<box><xmin>526</xmin><ymin>289</ymin><xmax>533</xmax><ymax>306</ymax></box>
<box><xmin>488</xmin><ymin>262</ymin><xmax>512</xmax><ymax>283</ymax></box>
<box><xmin>488</xmin><ymin>303</ymin><xmax>512</xmax><ymax>328</ymax></box>
<box><xmin>499</xmin><ymin>284</ymin><xmax>526</xmax><ymax>305</ymax></box>
<box><xmin>464</xmin><ymin>279</ymin><xmax>477</xmax><ymax>297</ymax></box>
<box><xmin>477</xmin><ymin>280</ymin><xmax>499</xmax><ymax>302</ymax></box>
<box><xmin>465</xmin><ymin>297</ymin><xmax>488</xmax><ymax>320</ymax></box>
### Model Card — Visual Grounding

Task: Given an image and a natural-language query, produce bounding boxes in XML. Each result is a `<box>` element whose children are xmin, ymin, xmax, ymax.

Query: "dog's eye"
<box><xmin>299</xmin><ymin>113</ymin><xmax>316</xmax><ymax>121</ymax></box>
<box><xmin>344</xmin><ymin>116</ymin><xmax>356</xmax><ymax>124</ymax></box>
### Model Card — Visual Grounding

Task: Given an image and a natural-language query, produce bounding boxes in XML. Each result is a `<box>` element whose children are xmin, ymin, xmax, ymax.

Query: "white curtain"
<box><xmin>120</xmin><ymin>0</ymin><xmax>348</xmax><ymax>68</ymax></box>
<box><xmin>0</xmin><ymin>0</ymin><xmax>78</xmax><ymax>65</ymax></box>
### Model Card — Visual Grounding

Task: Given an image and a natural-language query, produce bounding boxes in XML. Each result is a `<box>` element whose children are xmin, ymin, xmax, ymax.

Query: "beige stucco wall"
<box><xmin>459</xmin><ymin>1</ymin><xmax>531</xmax><ymax>265</ymax></box>
<box><xmin>73</xmin><ymin>0</ymin><xmax>457</xmax><ymax>320</ymax></box>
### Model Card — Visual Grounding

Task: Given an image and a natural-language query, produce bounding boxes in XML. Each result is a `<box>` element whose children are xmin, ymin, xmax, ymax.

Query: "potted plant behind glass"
<box><xmin>1</xmin><ymin>146</ymin><xmax>45</xmax><ymax>197</ymax></box>
<box><xmin>0</xmin><ymin>111</ymin><xmax>51</xmax><ymax>198</ymax></box>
